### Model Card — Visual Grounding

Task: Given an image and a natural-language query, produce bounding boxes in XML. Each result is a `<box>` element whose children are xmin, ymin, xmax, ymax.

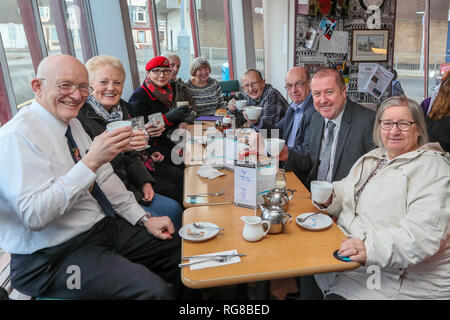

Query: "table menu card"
<box><xmin>234</xmin><ymin>159</ymin><xmax>276</xmax><ymax>209</ymax></box>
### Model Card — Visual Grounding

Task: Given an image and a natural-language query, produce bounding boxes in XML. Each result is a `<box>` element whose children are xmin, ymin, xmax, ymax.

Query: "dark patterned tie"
<box><xmin>317</xmin><ymin>120</ymin><xmax>336</xmax><ymax>182</ymax></box>
<box><xmin>65</xmin><ymin>126</ymin><xmax>117</xmax><ymax>218</ymax></box>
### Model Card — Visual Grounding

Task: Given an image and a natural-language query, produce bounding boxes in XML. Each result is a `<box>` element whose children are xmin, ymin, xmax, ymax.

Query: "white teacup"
<box><xmin>106</xmin><ymin>120</ymin><xmax>131</xmax><ymax>132</ymax></box>
<box><xmin>235</xmin><ymin>100</ymin><xmax>247</xmax><ymax>110</ymax></box>
<box><xmin>310</xmin><ymin>181</ymin><xmax>333</xmax><ymax>203</ymax></box>
<box><xmin>245</xmin><ymin>106</ymin><xmax>263</xmax><ymax>120</ymax></box>
<box><xmin>265</xmin><ymin>138</ymin><xmax>285</xmax><ymax>156</ymax></box>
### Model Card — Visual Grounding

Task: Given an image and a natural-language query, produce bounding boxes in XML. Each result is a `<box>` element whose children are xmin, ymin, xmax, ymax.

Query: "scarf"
<box><xmin>141</xmin><ymin>78</ymin><xmax>173</xmax><ymax>109</ymax></box>
<box><xmin>86</xmin><ymin>95</ymin><xmax>123</xmax><ymax>122</ymax></box>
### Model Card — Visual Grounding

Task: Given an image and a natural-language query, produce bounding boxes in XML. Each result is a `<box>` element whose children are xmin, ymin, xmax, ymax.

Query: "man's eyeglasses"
<box><xmin>150</xmin><ymin>68</ymin><xmax>171</xmax><ymax>75</ymax></box>
<box><xmin>379</xmin><ymin>120</ymin><xmax>416</xmax><ymax>131</ymax></box>
<box><xmin>242</xmin><ymin>80</ymin><xmax>262</xmax><ymax>90</ymax></box>
<box><xmin>284</xmin><ymin>80</ymin><xmax>306</xmax><ymax>91</ymax></box>
<box><xmin>40</xmin><ymin>79</ymin><xmax>91</xmax><ymax>96</ymax></box>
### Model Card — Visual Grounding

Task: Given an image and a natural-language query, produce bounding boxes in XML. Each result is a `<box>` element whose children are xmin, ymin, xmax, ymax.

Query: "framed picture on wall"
<box><xmin>351</xmin><ymin>29</ymin><xmax>389</xmax><ymax>62</ymax></box>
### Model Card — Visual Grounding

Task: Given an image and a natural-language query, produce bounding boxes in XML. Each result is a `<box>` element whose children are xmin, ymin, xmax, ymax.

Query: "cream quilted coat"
<box><xmin>315</xmin><ymin>143</ymin><xmax>450</xmax><ymax>299</ymax></box>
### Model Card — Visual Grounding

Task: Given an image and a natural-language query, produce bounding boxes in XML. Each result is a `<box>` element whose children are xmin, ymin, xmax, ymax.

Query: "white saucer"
<box><xmin>296</xmin><ymin>213</ymin><xmax>332</xmax><ymax>231</ymax></box>
<box><xmin>179</xmin><ymin>222</ymin><xmax>220</xmax><ymax>241</ymax></box>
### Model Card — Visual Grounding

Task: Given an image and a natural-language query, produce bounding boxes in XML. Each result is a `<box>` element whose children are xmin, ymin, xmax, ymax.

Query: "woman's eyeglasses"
<box><xmin>150</xmin><ymin>68</ymin><xmax>171</xmax><ymax>75</ymax></box>
<box><xmin>379</xmin><ymin>120</ymin><xmax>416</xmax><ymax>131</ymax></box>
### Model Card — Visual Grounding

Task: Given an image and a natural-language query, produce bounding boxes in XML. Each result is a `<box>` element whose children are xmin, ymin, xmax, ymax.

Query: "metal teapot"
<box><xmin>258</xmin><ymin>204</ymin><xmax>293</xmax><ymax>234</ymax></box>
<box><xmin>263</xmin><ymin>188</ymin><xmax>296</xmax><ymax>208</ymax></box>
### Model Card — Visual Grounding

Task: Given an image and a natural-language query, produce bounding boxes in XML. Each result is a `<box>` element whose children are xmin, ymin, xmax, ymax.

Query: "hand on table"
<box><xmin>339</xmin><ymin>238</ymin><xmax>367</xmax><ymax>265</ymax></box>
<box><xmin>144</xmin><ymin>216</ymin><xmax>175</xmax><ymax>240</ymax></box>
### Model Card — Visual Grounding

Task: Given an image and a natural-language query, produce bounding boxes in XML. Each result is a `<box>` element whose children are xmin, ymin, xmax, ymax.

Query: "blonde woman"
<box><xmin>77</xmin><ymin>55</ymin><xmax>182</xmax><ymax>228</ymax></box>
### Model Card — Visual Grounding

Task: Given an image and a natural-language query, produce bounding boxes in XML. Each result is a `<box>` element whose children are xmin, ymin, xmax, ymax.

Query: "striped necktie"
<box><xmin>317</xmin><ymin>120</ymin><xmax>336</xmax><ymax>182</ymax></box>
<box><xmin>65</xmin><ymin>125</ymin><xmax>117</xmax><ymax>218</ymax></box>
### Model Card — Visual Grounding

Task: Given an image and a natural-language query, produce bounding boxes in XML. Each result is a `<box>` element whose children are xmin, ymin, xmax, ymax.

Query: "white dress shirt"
<box><xmin>320</xmin><ymin>105</ymin><xmax>345</xmax><ymax>182</ymax></box>
<box><xmin>0</xmin><ymin>100</ymin><xmax>145</xmax><ymax>254</ymax></box>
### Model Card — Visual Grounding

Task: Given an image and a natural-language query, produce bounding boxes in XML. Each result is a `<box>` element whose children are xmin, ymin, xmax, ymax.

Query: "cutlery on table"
<box><xmin>187</xmin><ymin>189</ymin><xmax>225</xmax><ymax>197</ymax></box>
<box><xmin>297</xmin><ymin>211</ymin><xmax>321</xmax><ymax>222</ymax></box>
<box><xmin>179</xmin><ymin>254</ymin><xmax>246</xmax><ymax>267</ymax></box>
<box><xmin>193</xmin><ymin>223</ymin><xmax>224</xmax><ymax>231</ymax></box>
<box><xmin>181</xmin><ymin>253</ymin><xmax>246</xmax><ymax>260</ymax></box>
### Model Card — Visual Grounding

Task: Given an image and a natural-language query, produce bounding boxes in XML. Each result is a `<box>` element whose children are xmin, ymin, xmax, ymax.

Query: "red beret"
<box><xmin>145</xmin><ymin>56</ymin><xmax>170</xmax><ymax>71</ymax></box>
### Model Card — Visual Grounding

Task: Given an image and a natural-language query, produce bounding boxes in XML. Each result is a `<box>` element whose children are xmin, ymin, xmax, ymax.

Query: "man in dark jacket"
<box><xmin>279</xmin><ymin>68</ymin><xmax>376</xmax><ymax>187</ymax></box>
<box><xmin>250</xmin><ymin>67</ymin><xmax>316</xmax><ymax>155</ymax></box>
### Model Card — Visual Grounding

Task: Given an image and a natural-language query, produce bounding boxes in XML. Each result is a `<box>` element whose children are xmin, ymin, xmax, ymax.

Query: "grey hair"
<box><xmin>190</xmin><ymin>57</ymin><xmax>211</xmax><ymax>76</ymax></box>
<box><xmin>243</xmin><ymin>68</ymin><xmax>264</xmax><ymax>81</ymax></box>
<box><xmin>373</xmin><ymin>96</ymin><xmax>429</xmax><ymax>148</ymax></box>
<box><xmin>164</xmin><ymin>52</ymin><xmax>180</xmax><ymax>60</ymax></box>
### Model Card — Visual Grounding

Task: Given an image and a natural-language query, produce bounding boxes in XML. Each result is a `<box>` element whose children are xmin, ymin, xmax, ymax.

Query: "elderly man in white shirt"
<box><xmin>0</xmin><ymin>54</ymin><xmax>181</xmax><ymax>300</ymax></box>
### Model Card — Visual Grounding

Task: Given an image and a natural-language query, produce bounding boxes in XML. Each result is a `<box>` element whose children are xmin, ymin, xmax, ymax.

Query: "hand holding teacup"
<box><xmin>227</xmin><ymin>98</ymin><xmax>237</xmax><ymax>112</ymax></box>
<box><xmin>310</xmin><ymin>180</ymin><xmax>333</xmax><ymax>208</ymax></box>
<box><xmin>243</xmin><ymin>106</ymin><xmax>262</xmax><ymax>125</ymax></box>
<box><xmin>83</xmin><ymin>121</ymin><xmax>132</xmax><ymax>172</ymax></box>
<box><xmin>145</xmin><ymin>121</ymin><xmax>166</xmax><ymax>138</ymax></box>
<box><xmin>127</xmin><ymin>116</ymin><xmax>149</xmax><ymax>151</ymax></box>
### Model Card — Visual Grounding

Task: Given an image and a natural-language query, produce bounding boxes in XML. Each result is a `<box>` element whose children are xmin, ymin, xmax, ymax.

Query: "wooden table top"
<box><xmin>183</xmin><ymin>165</ymin><xmax>234</xmax><ymax>207</ymax></box>
<box><xmin>180</xmin><ymin>176</ymin><xmax>360</xmax><ymax>289</ymax></box>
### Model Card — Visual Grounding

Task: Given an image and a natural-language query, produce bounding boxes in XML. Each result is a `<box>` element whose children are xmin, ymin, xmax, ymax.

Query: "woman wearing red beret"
<box><xmin>128</xmin><ymin>56</ymin><xmax>188</xmax><ymax>205</ymax></box>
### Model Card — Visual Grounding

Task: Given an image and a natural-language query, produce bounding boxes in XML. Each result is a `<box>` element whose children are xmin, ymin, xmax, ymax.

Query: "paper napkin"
<box><xmin>196</xmin><ymin>164</ymin><xmax>225</xmax><ymax>180</ymax></box>
<box><xmin>189</xmin><ymin>249</ymin><xmax>242</xmax><ymax>270</ymax></box>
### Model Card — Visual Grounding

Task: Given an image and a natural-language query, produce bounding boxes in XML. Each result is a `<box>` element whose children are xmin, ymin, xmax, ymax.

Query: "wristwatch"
<box><xmin>137</xmin><ymin>213</ymin><xmax>152</xmax><ymax>227</ymax></box>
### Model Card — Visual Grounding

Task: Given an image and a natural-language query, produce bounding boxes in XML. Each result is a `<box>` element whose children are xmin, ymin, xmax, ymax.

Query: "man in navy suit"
<box><xmin>249</xmin><ymin>66</ymin><xmax>316</xmax><ymax>154</ymax></box>
<box><xmin>279</xmin><ymin>68</ymin><xmax>376</xmax><ymax>186</ymax></box>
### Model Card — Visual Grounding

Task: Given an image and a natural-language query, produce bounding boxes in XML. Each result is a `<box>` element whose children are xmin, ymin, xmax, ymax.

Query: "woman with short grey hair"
<box><xmin>372</xmin><ymin>96</ymin><xmax>429</xmax><ymax>148</ymax></box>
<box><xmin>311</xmin><ymin>95</ymin><xmax>450</xmax><ymax>300</ymax></box>
<box><xmin>186</xmin><ymin>57</ymin><xmax>225</xmax><ymax>116</ymax></box>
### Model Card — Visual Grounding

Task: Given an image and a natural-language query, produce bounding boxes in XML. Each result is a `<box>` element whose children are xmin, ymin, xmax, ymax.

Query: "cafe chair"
<box><xmin>219</xmin><ymin>80</ymin><xmax>243</xmax><ymax>102</ymax></box>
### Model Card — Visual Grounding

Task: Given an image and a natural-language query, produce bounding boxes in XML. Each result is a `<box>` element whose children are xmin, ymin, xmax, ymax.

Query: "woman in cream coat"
<box><xmin>314</xmin><ymin>96</ymin><xmax>450</xmax><ymax>299</ymax></box>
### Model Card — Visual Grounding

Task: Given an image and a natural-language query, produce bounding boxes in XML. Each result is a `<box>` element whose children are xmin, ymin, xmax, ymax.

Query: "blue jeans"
<box><xmin>141</xmin><ymin>193</ymin><xmax>182</xmax><ymax>229</ymax></box>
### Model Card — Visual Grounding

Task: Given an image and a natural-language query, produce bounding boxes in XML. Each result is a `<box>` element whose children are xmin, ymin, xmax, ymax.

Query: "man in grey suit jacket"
<box><xmin>249</xmin><ymin>66</ymin><xmax>317</xmax><ymax>154</ymax></box>
<box><xmin>279</xmin><ymin>68</ymin><xmax>376</xmax><ymax>186</ymax></box>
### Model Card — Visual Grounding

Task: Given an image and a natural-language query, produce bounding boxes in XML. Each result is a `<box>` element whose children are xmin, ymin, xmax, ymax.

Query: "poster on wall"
<box><xmin>358</xmin><ymin>64</ymin><xmax>393</xmax><ymax>99</ymax></box>
<box><xmin>318</xmin><ymin>17</ymin><xmax>337</xmax><ymax>40</ymax></box>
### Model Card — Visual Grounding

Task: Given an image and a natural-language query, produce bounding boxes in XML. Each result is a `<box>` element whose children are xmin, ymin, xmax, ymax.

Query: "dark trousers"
<box><xmin>10</xmin><ymin>217</ymin><xmax>181</xmax><ymax>300</ymax></box>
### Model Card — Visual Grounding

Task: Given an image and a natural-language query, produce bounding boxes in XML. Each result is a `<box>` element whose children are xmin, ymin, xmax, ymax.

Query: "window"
<box><xmin>155</xmin><ymin>0</ymin><xmax>193</xmax><ymax>81</ymax></box>
<box><xmin>0</xmin><ymin>0</ymin><xmax>35</xmax><ymax>105</ymax></box>
<box><xmin>127</xmin><ymin>2</ymin><xmax>153</xmax><ymax>82</ymax></box>
<box><xmin>252</xmin><ymin>0</ymin><xmax>264</xmax><ymax>76</ymax></box>
<box><xmin>39</xmin><ymin>6</ymin><xmax>50</xmax><ymax>22</ymax></box>
<box><xmin>394</xmin><ymin>0</ymin><xmax>450</xmax><ymax>104</ymax></box>
<box><xmin>65</xmin><ymin>0</ymin><xmax>84</xmax><ymax>61</ymax></box>
<box><xmin>138</xmin><ymin>30</ymin><xmax>146</xmax><ymax>43</ymax></box>
<box><xmin>196</xmin><ymin>0</ymin><xmax>228</xmax><ymax>81</ymax></box>
<box><xmin>38</xmin><ymin>0</ymin><xmax>61</xmax><ymax>55</ymax></box>
<box><xmin>134</xmin><ymin>8</ymin><xmax>147</xmax><ymax>23</ymax></box>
